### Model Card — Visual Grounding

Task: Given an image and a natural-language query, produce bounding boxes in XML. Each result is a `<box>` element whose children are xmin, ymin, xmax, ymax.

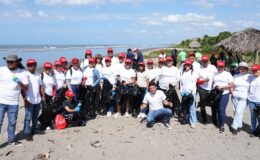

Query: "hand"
<box><xmin>52</xmin><ymin>96</ymin><xmax>56</xmax><ymax>100</ymax></box>
<box><xmin>41</xmin><ymin>97</ymin><xmax>46</xmax><ymax>102</ymax></box>
<box><xmin>74</xmin><ymin>106</ymin><xmax>80</xmax><ymax>112</ymax></box>
<box><xmin>12</xmin><ymin>76</ymin><xmax>21</xmax><ymax>84</ymax></box>
<box><xmin>76</xmin><ymin>103</ymin><xmax>82</xmax><ymax>108</ymax></box>
<box><xmin>63</xmin><ymin>84</ymin><xmax>67</xmax><ymax>88</ymax></box>
<box><xmin>204</xmin><ymin>77</ymin><xmax>210</xmax><ymax>82</ymax></box>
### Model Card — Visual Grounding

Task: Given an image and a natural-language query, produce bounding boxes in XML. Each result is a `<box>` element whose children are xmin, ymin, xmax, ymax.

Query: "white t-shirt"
<box><xmin>233</xmin><ymin>74</ymin><xmax>250</xmax><ymax>99</ymax></box>
<box><xmin>66</xmin><ymin>67</ymin><xmax>83</xmax><ymax>85</ymax></box>
<box><xmin>42</xmin><ymin>72</ymin><xmax>57</xmax><ymax>96</ymax></box>
<box><xmin>102</xmin><ymin>56</ymin><xmax>120</xmax><ymax>66</ymax></box>
<box><xmin>136</xmin><ymin>71</ymin><xmax>149</xmax><ymax>88</ymax></box>
<box><xmin>54</xmin><ymin>70</ymin><xmax>65</xmax><ymax>90</ymax></box>
<box><xmin>159</xmin><ymin>54</ymin><xmax>166</xmax><ymax>60</ymax></box>
<box><xmin>157</xmin><ymin>66</ymin><xmax>180</xmax><ymax>90</ymax></box>
<box><xmin>95</xmin><ymin>64</ymin><xmax>103</xmax><ymax>77</ymax></box>
<box><xmin>180</xmin><ymin>70</ymin><xmax>198</xmax><ymax>94</ymax></box>
<box><xmin>26</xmin><ymin>71</ymin><xmax>42</xmax><ymax>104</ymax></box>
<box><xmin>213</xmin><ymin>71</ymin><xmax>233</xmax><ymax>95</ymax></box>
<box><xmin>80</xmin><ymin>58</ymin><xmax>89</xmax><ymax>70</ymax></box>
<box><xmin>143</xmin><ymin>90</ymin><xmax>166</xmax><ymax>111</ymax></box>
<box><xmin>119</xmin><ymin>67</ymin><xmax>136</xmax><ymax>84</ymax></box>
<box><xmin>114</xmin><ymin>63</ymin><xmax>125</xmax><ymax>76</ymax></box>
<box><xmin>101</xmin><ymin>65</ymin><xmax>117</xmax><ymax>86</ymax></box>
<box><xmin>198</xmin><ymin>64</ymin><xmax>218</xmax><ymax>90</ymax></box>
<box><xmin>248</xmin><ymin>75</ymin><xmax>260</xmax><ymax>102</ymax></box>
<box><xmin>0</xmin><ymin>67</ymin><xmax>29</xmax><ymax>105</ymax></box>
<box><xmin>180</xmin><ymin>62</ymin><xmax>200</xmax><ymax>74</ymax></box>
<box><xmin>146</xmin><ymin>68</ymin><xmax>159</xmax><ymax>82</ymax></box>
<box><xmin>83</xmin><ymin>67</ymin><xmax>94</xmax><ymax>86</ymax></box>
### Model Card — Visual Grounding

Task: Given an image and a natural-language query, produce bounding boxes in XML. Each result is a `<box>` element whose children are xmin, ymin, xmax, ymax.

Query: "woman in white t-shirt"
<box><xmin>95</xmin><ymin>54</ymin><xmax>103</xmax><ymax>77</ymax></box>
<box><xmin>66</xmin><ymin>58</ymin><xmax>83</xmax><ymax>101</ymax></box>
<box><xmin>247</xmin><ymin>64</ymin><xmax>260</xmax><ymax>136</ymax></box>
<box><xmin>180</xmin><ymin>59</ymin><xmax>198</xmax><ymax>128</ymax></box>
<box><xmin>231</xmin><ymin>62</ymin><xmax>250</xmax><ymax>135</ymax></box>
<box><xmin>213</xmin><ymin>61</ymin><xmax>233</xmax><ymax>133</ymax></box>
<box><xmin>113</xmin><ymin>58</ymin><xmax>136</xmax><ymax>118</ymax></box>
<box><xmin>54</xmin><ymin>61</ymin><xmax>66</xmax><ymax>100</ymax></box>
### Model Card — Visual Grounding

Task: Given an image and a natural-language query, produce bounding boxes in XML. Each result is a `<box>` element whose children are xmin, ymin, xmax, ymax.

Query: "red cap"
<box><xmin>134</xmin><ymin>48</ymin><xmax>139</xmax><ymax>52</ymax></box>
<box><xmin>65</xmin><ymin>90</ymin><xmax>75</xmax><ymax>98</ymax></box>
<box><xmin>89</xmin><ymin>57</ymin><xmax>96</xmax><ymax>63</ymax></box>
<box><xmin>251</xmin><ymin>64</ymin><xmax>259</xmax><ymax>71</ymax></box>
<box><xmin>158</xmin><ymin>58</ymin><xmax>164</xmax><ymax>63</ymax></box>
<box><xmin>166</xmin><ymin>56</ymin><xmax>173</xmax><ymax>61</ymax></box>
<box><xmin>107</xmin><ymin>48</ymin><xmax>113</xmax><ymax>53</ymax></box>
<box><xmin>188</xmin><ymin>52</ymin><xmax>195</xmax><ymax>57</ymax></box>
<box><xmin>138</xmin><ymin>62</ymin><xmax>145</xmax><ymax>66</ymax></box>
<box><xmin>160</xmin><ymin>49</ymin><xmax>165</xmax><ymax>53</ymax></box>
<box><xmin>54</xmin><ymin>61</ymin><xmax>62</xmax><ymax>66</ymax></box>
<box><xmin>201</xmin><ymin>55</ymin><xmax>209</xmax><ymax>61</ymax></box>
<box><xmin>185</xmin><ymin>59</ymin><xmax>192</xmax><ymax>65</ymax></box>
<box><xmin>43</xmin><ymin>62</ymin><xmax>52</xmax><ymax>69</ymax></box>
<box><xmin>85</xmin><ymin>50</ymin><xmax>92</xmax><ymax>55</ymax></box>
<box><xmin>147</xmin><ymin>59</ymin><xmax>154</xmax><ymax>64</ymax></box>
<box><xmin>125</xmin><ymin>58</ymin><xmax>132</xmax><ymax>64</ymax></box>
<box><xmin>71</xmin><ymin>58</ymin><xmax>79</xmax><ymax>64</ymax></box>
<box><xmin>118</xmin><ymin>52</ymin><xmax>126</xmax><ymax>58</ymax></box>
<box><xmin>27</xmin><ymin>59</ymin><xmax>37</xmax><ymax>65</ymax></box>
<box><xmin>59</xmin><ymin>57</ymin><xmax>67</xmax><ymax>63</ymax></box>
<box><xmin>105</xmin><ymin>56</ymin><xmax>111</xmax><ymax>62</ymax></box>
<box><xmin>217</xmin><ymin>61</ymin><xmax>225</xmax><ymax>67</ymax></box>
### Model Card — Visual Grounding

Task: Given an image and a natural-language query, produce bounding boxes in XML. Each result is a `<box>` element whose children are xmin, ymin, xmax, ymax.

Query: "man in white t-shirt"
<box><xmin>141</xmin><ymin>81</ymin><xmax>173</xmax><ymax>129</ymax></box>
<box><xmin>21</xmin><ymin>59</ymin><xmax>45</xmax><ymax>140</ymax></box>
<box><xmin>0</xmin><ymin>55</ymin><xmax>29</xmax><ymax>145</ymax></box>
<box><xmin>102</xmin><ymin>48</ymin><xmax>120</xmax><ymax>67</ymax></box>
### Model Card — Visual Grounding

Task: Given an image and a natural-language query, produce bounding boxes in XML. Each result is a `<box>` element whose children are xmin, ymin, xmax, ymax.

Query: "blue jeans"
<box><xmin>218</xmin><ymin>94</ymin><xmax>229</xmax><ymax>127</ymax></box>
<box><xmin>71</xmin><ymin>85</ymin><xmax>81</xmax><ymax>101</ymax></box>
<box><xmin>23</xmin><ymin>103</ymin><xmax>41</xmax><ymax>136</ymax></box>
<box><xmin>248</xmin><ymin>99</ymin><xmax>260</xmax><ymax>132</ymax></box>
<box><xmin>0</xmin><ymin>103</ymin><xmax>19</xmax><ymax>143</ymax></box>
<box><xmin>147</xmin><ymin>108</ymin><xmax>172</xmax><ymax>125</ymax></box>
<box><xmin>231</xmin><ymin>96</ymin><xmax>247</xmax><ymax>129</ymax></box>
<box><xmin>189</xmin><ymin>94</ymin><xmax>197</xmax><ymax>125</ymax></box>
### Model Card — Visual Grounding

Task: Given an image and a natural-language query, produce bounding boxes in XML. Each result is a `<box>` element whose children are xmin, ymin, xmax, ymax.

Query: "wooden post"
<box><xmin>254</xmin><ymin>51</ymin><xmax>259</xmax><ymax>64</ymax></box>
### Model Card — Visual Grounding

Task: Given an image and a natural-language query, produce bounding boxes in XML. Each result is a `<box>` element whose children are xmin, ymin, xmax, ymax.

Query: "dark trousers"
<box><xmin>212</xmin><ymin>94</ymin><xmax>229</xmax><ymax>127</ymax></box>
<box><xmin>197</xmin><ymin>87</ymin><xmax>210</xmax><ymax>122</ymax></box>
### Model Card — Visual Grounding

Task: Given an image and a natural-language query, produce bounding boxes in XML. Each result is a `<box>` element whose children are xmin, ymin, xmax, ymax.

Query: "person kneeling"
<box><xmin>62</xmin><ymin>90</ymin><xmax>86</xmax><ymax>127</ymax></box>
<box><xmin>141</xmin><ymin>81</ymin><xmax>173</xmax><ymax>129</ymax></box>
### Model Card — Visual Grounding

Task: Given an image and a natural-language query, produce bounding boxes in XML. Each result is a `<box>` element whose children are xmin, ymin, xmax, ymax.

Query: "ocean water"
<box><xmin>0</xmin><ymin>44</ymin><xmax>167</xmax><ymax>67</ymax></box>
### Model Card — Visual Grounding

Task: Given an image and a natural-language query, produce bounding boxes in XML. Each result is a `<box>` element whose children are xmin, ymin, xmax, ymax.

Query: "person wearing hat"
<box><xmin>114</xmin><ymin>58</ymin><xmax>136</xmax><ymax>118</ymax></box>
<box><xmin>212</xmin><ymin>61</ymin><xmax>233</xmax><ymax>133</ymax></box>
<box><xmin>158</xmin><ymin>49</ymin><xmax>166</xmax><ymax>60</ymax></box>
<box><xmin>179</xmin><ymin>59</ymin><xmax>198</xmax><ymax>128</ymax></box>
<box><xmin>101</xmin><ymin>57</ymin><xmax>117</xmax><ymax>117</ymax></box>
<box><xmin>102</xmin><ymin>48</ymin><xmax>120</xmax><ymax>67</ymax></box>
<box><xmin>230</xmin><ymin>62</ymin><xmax>250</xmax><ymax>135</ymax></box>
<box><xmin>95</xmin><ymin>54</ymin><xmax>103</xmax><ymax>76</ymax></box>
<box><xmin>21</xmin><ymin>59</ymin><xmax>45</xmax><ymax>140</ymax></box>
<box><xmin>59</xmin><ymin>57</ymin><xmax>68</xmax><ymax>73</ymax></box>
<box><xmin>82</xmin><ymin>57</ymin><xmax>101</xmax><ymax>119</ymax></box>
<box><xmin>54</xmin><ymin>61</ymin><xmax>66</xmax><ymax>101</ymax></box>
<box><xmin>158</xmin><ymin>58</ymin><xmax>165</xmax><ymax>68</ymax></box>
<box><xmin>80</xmin><ymin>50</ymin><xmax>93</xmax><ymax>70</ymax></box>
<box><xmin>247</xmin><ymin>64</ymin><xmax>260</xmax><ymax>136</ymax></box>
<box><xmin>116</xmin><ymin>52</ymin><xmax>126</xmax><ymax>74</ymax></box>
<box><xmin>146</xmin><ymin>59</ymin><xmax>158</xmax><ymax>82</ymax></box>
<box><xmin>61</xmin><ymin>90</ymin><xmax>85</xmax><ymax>127</ymax></box>
<box><xmin>132</xmin><ymin>48</ymin><xmax>144</xmax><ymax>70</ymax></box>
<box><xmin>66</xmin><ymin>58</ymin><xmax>83</xmax><ymax>101</ymax></box>
<box><xmin>136</xmin><ymin>62</ymin><xmax>149</xmax><ymax>118</ymax></box>
<box><xmin>179</xmin><ymin>52</ymin><xmax>200</xmax><ymax>74</ymax></box>
<box><xmin>0</xmin><ymin>55</ymin><xmax>29</xmax><ymax>145</ymax></box>
<box><xmin>197</xmin><ymin>55</ymin><xmax>218</xmax><ymax>124</ymax></box>
<box><xmin>156</xmin><ymin>56</ymin><xmax>180</xmax><ymax>93</ymax></box>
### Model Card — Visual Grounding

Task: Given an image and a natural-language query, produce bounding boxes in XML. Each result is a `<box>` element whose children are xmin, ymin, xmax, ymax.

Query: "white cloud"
<box><xmin>191</xmin><ymin>0</ymin><xmax>214</xmax><ymax>9</ymax></box>
<box><xmin>18</xmin><ymin>10</ymin><xmax>32</xmax><ymax>18</ymax></box>
<box><xmin>38</xmin><ymin>10</ymin><xmax>48</xmax><ymax>17</ymax></box>
<box><xmin>0</xmin><ymin>0</ymin><xmax>24</xmax><ymax>5</ymax></box>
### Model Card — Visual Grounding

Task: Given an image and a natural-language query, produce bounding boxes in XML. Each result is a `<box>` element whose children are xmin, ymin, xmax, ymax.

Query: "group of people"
<box><xmin>0</xmin><ymin>48</ymin><xmax>259</xmax><ymax>145</ymax></box>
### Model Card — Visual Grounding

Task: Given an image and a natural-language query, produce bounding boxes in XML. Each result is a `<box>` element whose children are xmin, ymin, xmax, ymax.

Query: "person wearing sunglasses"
<box><xmin>0</xmin><ymin>55</ymin><xmax>29</xmax><ymax>145</ymax></box>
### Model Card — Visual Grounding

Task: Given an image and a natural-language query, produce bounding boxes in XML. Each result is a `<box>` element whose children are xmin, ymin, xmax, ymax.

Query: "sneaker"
<box><xmin>46</xmin><ymin>126</ymin><xmax>51</xmax><ymax>131</ymax></box>
<box><xmin>191</xmin><ymin>124</ymin><xmax>196</xmax><ymax>129</ymax></box>
<box><xmin>146</xmin><ymin>123</ymin><xmax>154</xmax><ymax>128</ymax></box>
<box><xmin>113</xmin><ymin>112</ymin><xmax>121</xmax><ymax>119</ymax></box>
<box><xmin>164</xmin><ymin>123</ymin><xmax>172</xmax><ymax>130</ymax></box>
<box><xmin>219</xmin><ymin>127</ymin><xmax>225</xmax><ymax>133</ymax></box>
<box><xmin>137</xmin><ymin>113</ymin><xmax>142</xmax><ymax>118</ymax></box>
<box><xmin>25</xmin><ymin>136</ymin><xmax>33</xmax><ymax>141</ymax></box>
<box><xmin>140</xmin><ymin>113</ymin><xmax>147</xmax><ymax>118</ymax></box>
<box><xmin>8</xmin><ymin>141</ymin><xmax>22</xmax><ymax>146</ymax></box>
<box><xmin>232</xmin><ymin>129</ymin><xmax>238</xmax><ymax>135</ymax></box>
<box><xmin>106</xmin><ymin>112</ymin><xmax>112</xmax><ymax>117</ymax></box>
<box><xmin>124</xmin><ymin>112</ymin><xmax>130</xmax><ymax>118</ymax></box>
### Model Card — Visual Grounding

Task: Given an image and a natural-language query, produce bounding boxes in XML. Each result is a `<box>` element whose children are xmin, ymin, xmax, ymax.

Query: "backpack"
<box><xmin>55</xmin><ymin>114</ymin><xmax>67</xmax><ymax>130</ymax></box>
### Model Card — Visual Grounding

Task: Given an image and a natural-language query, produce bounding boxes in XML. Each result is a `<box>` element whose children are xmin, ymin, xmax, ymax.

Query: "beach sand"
<box><xmin>0</xmin><ymin>93</ymin><xmax>259</xmax><ymax>160</ymax></box>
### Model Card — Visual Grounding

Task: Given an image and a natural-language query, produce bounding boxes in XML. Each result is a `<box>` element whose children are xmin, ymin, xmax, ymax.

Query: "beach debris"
<box><xmin>74</xmin><ymin>129</ymin><xmax>80</xmax><ymax>133</ymax></box>
<box><xmin>116</xmin><ymin>126</ymin><xmax>124</xmax><ymax>132</ymax></box>
<box><xmin>67</xmin><ymin>144</ymin><xmax>73</xmax><ymax>150</ymax></box>
<box><xmin>121</xmin><ymin>141</ymin><xmax>132</xmax><ymax>144</ymax></box>
<box><xmin>5</xmin><ymin>150</ymin><xmax>13</xmax><ymax>156</ymax></box>
<box><xmin>93</xmin><ymin>130</ymin><xmax>99</xmax><ymax>133</ymax></box>
<box><xmin>149</xmin><ymin>136</ymin><xmax>155</xmax><ymax>146</ymax></box>
<box><xmin>47</xmin><ymin>139</ymin><xmax>55</xmax><ymax>144</ymax></box>
<box><xmin>90</xmin><ymin>140</ymin><xmax>102</xmax><ymax>148</ymax></box>
<box><xmin>33</xmin><ymin>153</ymin><xmax>50</xmax><ymax>160</ymax></box>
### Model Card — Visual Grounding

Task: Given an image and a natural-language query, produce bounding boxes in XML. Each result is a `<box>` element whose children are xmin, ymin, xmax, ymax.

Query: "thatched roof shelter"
<box><xmin>189</xmin><ymin>40</ymin><xmax>201</xmax><ymax>49</ymax></box>
<box><xmin>213</xmin><ymin>28</ymin><xmax>260</xmax><ymax>63</ymax></box>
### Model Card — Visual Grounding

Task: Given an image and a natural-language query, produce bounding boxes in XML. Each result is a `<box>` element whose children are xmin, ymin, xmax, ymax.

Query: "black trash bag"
<box><xmin>99</xmin><ymin>78</ymin><xmax>113</xmax><ymax>115</ymax></box>
<box><xmin>165</xmin><ymin>84</ymin><xmax>181</xmax><ymax>117</ymax></box>
<box><xmin>253</xmin><ymin>105</ymin><xmax>260</xmax><ymax>118</ymax></box>
<box><xmin>202</xmin><ymin>87</ymin><xmax>224</xmax><ymax>106</ymax></box>
<box><xmin>49</xmin><ymin>98</ymin><xmax>62</xmax><ymax>115</ymax></box>
<box><xmin>38</xmin><ymin>102</ymin><xmax>54</xmax><ymax>129</ymax></box>
<box><xmin>178</xmin><ymin>93</ymin><xmax>194</xmax><ymax>125</ymax></box>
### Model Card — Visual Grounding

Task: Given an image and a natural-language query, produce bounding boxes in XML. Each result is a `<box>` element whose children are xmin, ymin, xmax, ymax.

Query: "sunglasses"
<box><xmin>27</xmin><ymin>64</ymin><xmax>37</xmax><ymax>67</ymax></box>
<box><xmin>7</xmin><ymin>61</ymin><xmax>16</xmax><ymax>64</ymax></box>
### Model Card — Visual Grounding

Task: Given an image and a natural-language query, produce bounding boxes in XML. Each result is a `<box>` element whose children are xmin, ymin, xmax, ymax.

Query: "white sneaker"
<box><xmin>137</xmin><ymin>113</ymin><xmax>142</xmax><ymax>118</ymax></box>
<box><xmin>140</xmin><ymin>113</ymin><xmax>147</xmax><ymax>118</ymax></box>
<box><xmin>46</xmin><ymin>126</ymin><xmax>51</xmax><ymax>131</ymax></box>
<box><xmin>164</xmin><ymin>123</ymin><xmax>172</xmax><ymax>130</ymax></box>
<box><xmin>113</xmin><ymin>112</ymin><xmax>121</xmax><ymax>119</ymax></box>
<box><xmin>106</xmin><ymin>112</ymin><xmax>112</xmax><ymax>117</ymax></box>
<box><xmin>191</xmin><ymin>124</ymin><xmax>196</xmax><ymax>129</ymax></box>
<box><xmin>124</xmin><ymin>112</ymin><xmax>130</xmax><ymax>118</ymax></box>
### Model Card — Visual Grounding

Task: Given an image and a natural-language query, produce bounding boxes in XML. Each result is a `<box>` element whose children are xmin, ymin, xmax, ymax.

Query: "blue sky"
<box><xmin>0</xmin><ymin>0</ymin><xmax>259</xmax><ymax>45</ymax></box>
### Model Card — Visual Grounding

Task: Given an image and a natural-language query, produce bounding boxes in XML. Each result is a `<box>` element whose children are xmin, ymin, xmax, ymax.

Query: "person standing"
<box><xmin>213</xmin><ymin>61</ymin><xmax>233</xmax><ymax>133</ymax></box>
<box><xmin>158</xmin><ymin>49</ymin><xmax>167</xmax><ymax>60</ymax></box>
<box><xmin>80</xmin><ymin>50</ymin><xmax>93</xmax><ymax>70</ymax></box>
<box><xmin>172</xmin><ymin>48</ymin><xmax>178</xmax><ymax>66</ymax></box>
<box><xmin>0</xmin><ymin>55</ymin><xmax>29</xmax><ymax>145</ymax></box>
<box><xmin>59</xmin><ymin>57</ymin><xmax>68</xmax><ymax>73</ymax></box>
<box><xmin>195</xmin><ymin>50</ymin><xmax>202</xmax><ymax>64</ymax></box>
<box><xmin>231</xmin><ymin>62</ymin><xmax>250</xmax><ymax>135</ymax></box>
<box><xmin>102</xmin><ymin>48</ymin><xmax>120</xmax><ymax>66</ymax></box>
<box><xmin>22</xmin><ymin>59</ymin><xmax>44</xmax><ymax>140</ymax></box>
<box><xmin>178</xmin><ymin>49</ymin><xmax>187</xmax><ymax>64</ymax></box>
<box><xmin>132</xmin><ymin>48</ymin><xmax>144</xmax><ymax>70</ymax></box>
<box><xmin>247</xmin><ymin>64</ymin><xmax>260</xmax><ymax>136</ymax></box>
<box><xmin>54</xmin><ymin>61</ymin><xmax>66</xmax><ymax>101</ymax></box>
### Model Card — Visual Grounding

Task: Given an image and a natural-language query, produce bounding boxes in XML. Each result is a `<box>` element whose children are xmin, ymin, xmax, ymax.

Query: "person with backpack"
<box><xmin>22</xmin><ymin>59</ymin><xmax>44</xmax><ymax>141</ymax></box>
<box><xmin>59</xmin><ymin>57</ymin><xmax>68</xmax><ymax>73</ymax></box>
<box><xmin>179</xmin><ymin>59</ymin><xmax>198</xmax><ymax>128</ymax></box>
<box><xmin>212</xmin><ymin>61</ymin><xmax>233</xmax><ymax>133</ymax></box>
<box><xmin>82</xmin><ymin>57</ymin><xmax>101</xmax><ymax>119</ymax></box>
<box><xmin>65</xmin><ymin>58</ymin><xmax>83</xmax><ymax>101</ymax></box>
<box><xmin>80</xmin><ymin>50</ymin><xmax>93</xmax><ymax>70</ymax></box>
